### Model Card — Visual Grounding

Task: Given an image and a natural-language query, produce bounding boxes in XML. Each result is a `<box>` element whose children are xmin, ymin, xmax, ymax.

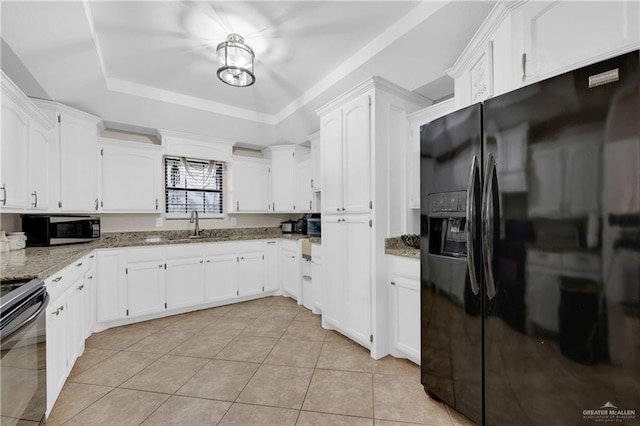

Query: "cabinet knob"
<box><xmin>200</xmin><ymin>260</ymin><xmax>204</xmax><ymax>263</ymax></box>
<box><xmin>52</xmin><ymin>276</ymin><xmax>63</xmax><ymax>283</ymax></box>
<box><xmin>0</xmin><ymin>185</ymin><xmax>6</xmax><ymax>206</ymax></box>
<box><xmin>31</xmin><ymin>191</ymin><xmax>38</xmax><ymax>208</ymax></box>
<box><xmin>95</xmin><ymin>198</ymin><xmax>99</xmax><ymax>211</ymax></box>
<box><xmin>76</xmin><ymin>262</ymin><xmax>83</xmax><ymax>267</ymax></box>
<box><xmin>159</xmin><ymin>264</ymin><xmax>163</xmax><ymax>268</ymax></box>
<box><xmin>77</xmin><ymin>284</ymin><xmax>84</xmax><ymax>290</ymax></box>
<box><xmin>155</xmin><ymin>199</ymin><xmax>158</xmax><ymax>210</ymax></box>
<box><xmin>336</xmin><ymin>208</ymin><xmax>340</xmax><ymax>212</ymax></box>
<box><xmin>521</xmin><ymin>53</ymin><xmax>527</xmax><ymax>81</ymax></box>
<box><xmin>390</xmin><ymin>281</ymin><xmax>396</xmax><ymax>286</ymax></box>
<box><xmin>206</xmin><ymin>260</ymin><xmax>210</xmax><ymax>263</ymax></box>
<box><xmin>88</xmin><ymin>276</ymin><xmax>93</xmax><ymax>280</ymax></box>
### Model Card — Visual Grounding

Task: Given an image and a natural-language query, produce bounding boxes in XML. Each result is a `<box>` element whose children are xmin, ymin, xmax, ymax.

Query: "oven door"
<box><xmin>1</xmin><ymin>284</ymin><xmax>49</xmax><ymax>425</ymax></box>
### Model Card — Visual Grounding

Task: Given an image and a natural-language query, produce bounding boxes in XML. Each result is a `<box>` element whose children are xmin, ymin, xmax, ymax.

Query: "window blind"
<box><xmin>165</xmin><ymin>156</ymin><xmax>224</xmax><ymax>215</ymax></box>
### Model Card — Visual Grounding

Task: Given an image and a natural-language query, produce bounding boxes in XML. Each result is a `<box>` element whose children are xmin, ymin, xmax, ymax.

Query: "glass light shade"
<box><xmin>216</xmin><ymin>34</ymin><xmax>255</xmax><ymax>87</ymax></box>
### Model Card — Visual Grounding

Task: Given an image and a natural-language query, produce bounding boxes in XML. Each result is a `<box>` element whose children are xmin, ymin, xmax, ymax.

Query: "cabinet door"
<box><xmin>322</xmin><ymin>217</ymin><xmax>345</xmax><ymax>328</ymax></box>
<box><xmin>344</xmin><ymin>216</ymin><xmax>371</xmax><ymax>347</ymax></box>
<box><xmin>166</xmin><ymin>258</ymin><xmax>204</xmax><ymax>310</ymax></box>
<box><xmin>1</xmin><ymin>95</ymin><xmax>29</xmax><ymax>209</ymax></box>
<box><xmin>520</xmin><ymin>1</ymin><xmax>639</xmax><ymax>85</ymax></box>
<box><xmin>263</xmin><ymin>240</ymin><xmax>280</xmax><ymax>292</ymax></box>
<box><xmin>100</xmin><ymin>144</ymin><xmax>161</xmax><ymax>212</ymax></box>
<box><xmin>204</xmin><ymin>254</ymin><xmax>238</xmax><ymax>302</ymax></box>
<box><xmin>342</xmin><ymin>96</ymin><xmax>371</xmax><ymax>213</ymax></box>
<box><xmin>96</xmin><ymin>250</ymin><xmax>126</xmax><ymax>323</ymax></box>
<box><xmin>295</xmin><ymin>158</ymin><xmax>312</xmax><ymax>213</ymax></box>
<box><xmin>127</xmin><ymin>261</ymin><xmax>166</xmax><ymax>318</ymax></box>
<box><xmin>281</xmin><ymin>249</ymin><xmax>299</xmax><ymax>300</ymax></box>
<box><xmin>310</xmin><ymin>133</ymin><xmax>321</xmax><ymax>191</ymax></box>
<box><xmin>271</xmin><ymin>149</ymin><xmax>296</xmax><ymax>212</ymax></box>
<box><xmin>234</xmin><ymin>160</ymin><xmax>270</xmax><ymax>212</ymax></box>
<box><xmin>66</xmin><ymin>278</ymin><xmax>85</xmax><ymax>369</ymax></box>
<box><xmin>238</xmin><ymin>251</ymin><xmax>264</xmax><ymax>297</ymax></box>
<box><xmin>528</xmin><ymin>144</ymin><xmax>564</xmax><ymax>218</ymax></box>
<box><xmin>46</xmin><ymin>292</ymin><xmax>67</xmax><ymax>414</ymax></box>
<box><xmin>59</xmin><ymin>113</ymin><xmax>98</xmax><ymax>212</ymax></box>
<box><xmin>565</xmin><ymin>140</ymin><xmax>601</xmax><ymax>217</ymax></box>
<box><xmin>28</xmin><ymin>120</ymin><xmax>51</xmax><ymax>210</ymax></box>
<box><xmin>391</xmin><ymin>276</ymin><xmax>420</xmax><ymax>361</ymax></box>
<box><xmin>321</xmin><ymin>108</ymin><xmax>343</xmax><ymax>214</ymax></box>
<box><xmin>84</xmin><ymin>268</ymin><xmax>95</xmax><ymax>339</ymax></box>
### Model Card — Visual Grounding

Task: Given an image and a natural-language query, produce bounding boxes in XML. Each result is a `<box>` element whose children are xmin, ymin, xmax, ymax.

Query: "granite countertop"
<box><xmin>385</xmin><ymin>237</ymin><xmax>420</xmax><ymax>259</ymax></box>
<box><xmin>0</xmin><ymin>228</ymin><xmax>321</xmax><ymax>281</ymax></box>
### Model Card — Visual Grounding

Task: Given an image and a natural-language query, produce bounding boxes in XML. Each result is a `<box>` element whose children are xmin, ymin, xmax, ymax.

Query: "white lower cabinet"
<box><xmin>126</xmin><ymin>259</ymin><xmax>166</xmax><ymax>319</ymax></box>
<box><xmin>96</xmin><ymin>249</ymin><xmax>127</xmax><ymax>323</ymax></box>
<box><xmin>388</xmin><ymin>256</ymin><xmax>421</xmax><ymax>364</ymax></box>
<box><xmin>204</xmin><ymin>243</ymin><xmax>239</xmax><ymax>302</ymax></box>
<box><xmin>46</xmin><ymin>291</ymin><xmax>67</xmax><ymax>415</ymax></box>
<box><xmin>238</xmin><ymin>241</ymin><xmax>264</xmax><ymax>297</ymax></box>
<box><xmin>281</xmin><ymin>240</ymin><xmax>300</xmax><ymax>301</ymax></box>
<box><xmin>263</xmin><ymin>240</ymin><xmax>280</xmax><ymax>292</ymax></box>
<box><xmin>311</xmin><ymin>243</ymin><xmax>322</xmax><ymax>314</ymax></box>
<box><xmin>166</xmin><ymin>245</ymin><xmax>205</xmax><ymax>310</ymax></box>
<box><xmin>322</xmin><ymin>215</ymin><xmax>371</xmax><ymax>348</ymax></box>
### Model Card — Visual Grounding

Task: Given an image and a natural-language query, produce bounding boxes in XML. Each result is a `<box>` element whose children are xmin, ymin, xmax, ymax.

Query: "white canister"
<box><xmin>7</xmin><ymin>235</ymin><xmax>26</xmax><ymax>250</ymax></box>
<box><xmin>0</xmin><ymin>230</ymin><xmax>9</xmax><ymax>253</ymax></box>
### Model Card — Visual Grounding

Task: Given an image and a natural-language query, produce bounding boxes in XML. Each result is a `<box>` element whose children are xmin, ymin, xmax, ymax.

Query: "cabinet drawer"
<box><xmin>281</xmin><ymin>239</ymin><xmax>298</xmax><ymax>252</ymax></box>
<box><xmin>166</xmin><ymin>244</ymin><xmax>203</xmax><ymax>259</ymax></box>
<box><xmin>527</xmin><ymin>249</ymin><xmax>562</xmax><ymax>268</ymax></box>
<box><xmin>561</xmin><ymin>253</ymin><xmax>601</xmax><ymax>275</ymax></box>
<box><xmin>238</xmin><ymin>240</ymin><xmax>263</xmax><ymax>253</ymax></box>
<box><xmin>203</xmin><ymin>241</ymin><xmax>238</xmax><ymax>256</ymax></box>
<box><xmin>45</xmin><ymin>265</ymin><xmax>79</xmax><ymax>299</ymax></box>
<box><xmin>126</xmin><ymin>246</ymin><xmax>165</xmax><ymax>263</ymax></box>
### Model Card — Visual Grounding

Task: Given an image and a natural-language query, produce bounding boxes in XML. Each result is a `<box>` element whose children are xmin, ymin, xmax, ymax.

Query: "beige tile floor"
<box><xmin>48</xmin><ymin>296</ymin><xmax>474</xmax><ymax>426</ymax></box>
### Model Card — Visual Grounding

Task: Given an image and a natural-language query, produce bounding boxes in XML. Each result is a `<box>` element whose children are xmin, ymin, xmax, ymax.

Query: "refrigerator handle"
<box><xmin>466</xmin><ymin>155</ymin><xmax>480</xmax><ymax>296</ymax></box>
<box><xmin>482</xmin><ymin>153</ymin><xmax>497</xmax><ymax>299</ymax></box>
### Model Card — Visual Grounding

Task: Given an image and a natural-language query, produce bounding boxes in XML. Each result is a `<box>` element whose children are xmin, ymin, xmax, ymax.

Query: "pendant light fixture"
<box><xmin>216</xmin><ymin>33</ymin><xmax>255</xmax><ymax>87</ymax></box>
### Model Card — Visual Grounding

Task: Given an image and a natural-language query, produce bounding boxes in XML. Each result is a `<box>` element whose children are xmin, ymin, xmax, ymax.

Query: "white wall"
<box><xmin>0</xmin><ymin>212</ymin><xmax>299</xmax><ymax>234</ymax></box>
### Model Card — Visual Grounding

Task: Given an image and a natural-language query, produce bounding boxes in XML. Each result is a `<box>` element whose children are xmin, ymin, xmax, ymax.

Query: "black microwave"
<box><xmin>22</xmin><ymin>215</ymin><xmax>100</xmax><ymax>246</ymax></box>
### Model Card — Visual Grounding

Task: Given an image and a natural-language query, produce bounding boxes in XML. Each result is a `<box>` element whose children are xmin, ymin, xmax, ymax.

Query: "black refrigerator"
<box><xmin>420</xmin><ymin>50</ymin><xmax>639</xmax><ymax>425</ymax></box>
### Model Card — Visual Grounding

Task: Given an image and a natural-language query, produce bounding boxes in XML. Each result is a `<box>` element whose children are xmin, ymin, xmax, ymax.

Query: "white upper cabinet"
<box><xmin>448</xmin><ymin>0</ymin><xmax>640</xmax><ymax>108</ymax></box>
<box><xmin>264</xmin><ymin>145</ymin><xmax>310</xmax><ymax>213</ymax></box>
<box><xmin>1</xmin><ymin>73</ymin><xmax>54</xmax><ymax>211</ymax></box>
<box><xmin>29</xmin><ymin>119</ymin><xmax>52</xmax><ymax>210</ymax></box>
<box><xmin>518</xmin><ymin>1</ymin><xmax>639</xmax><ymax>85</ymax></box>
<box><xmin>99</xmin><ymin>138</ymin><xmax>162</xmax><ymax>212</ymax></box>
<box><xmin>309</xmin><ymin>132</ymin><xmax>321</xmax><ymax>191</ymax></box>
<box><xmin>33</xmin><ymin>99</ymin><xmax>102</xmax><ymax>214</ymax></box>
<box><xmin>319</xmin><ymin>93</ymin><xmax>371</xmax><ymax>215</ymax></box>
<box><xmin>320</xmin><ymin>107</ymin><xmax>344</xmax><ymax>214</ymax></box>
<box><xmin>269</xmin><ymin>147</ymin><xmax>296</xmax><ymax>212</ymax></box>
<box><xmin>295</xmin><ymin>157</ymin><xmax>313</xmax><ymax>213</ymax></box>
<box><xmin>407</xmin><ymin>100</ymin><xmax>455</xmax><ymax>210</ymax></box>
<box><xmin>232</xmin><ymin>157</ymin><xmax>271</xmax><ymax>213</ymax></box>
<box><xmin>1</xmin><ymin>90</ymin><xmax>30</xmax><ymax>209</ymax></box>
<box><xmin>56</xmin><ymin>106</ymin><xmax>101</xmax><ymax>212</ymax></box>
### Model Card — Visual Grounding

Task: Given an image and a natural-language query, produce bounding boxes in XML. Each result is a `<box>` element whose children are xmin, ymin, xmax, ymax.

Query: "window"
<box><xmin>165</xmin><ymin>156</ymin><xmax>224</xmax><ymax>218</ymax></box>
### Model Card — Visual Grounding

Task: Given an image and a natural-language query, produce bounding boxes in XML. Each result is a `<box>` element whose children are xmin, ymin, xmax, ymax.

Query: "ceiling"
<box><xmin>0</xmin><ymin>1</ymin><xmax>495</xmax><ymax>147</ymax></box>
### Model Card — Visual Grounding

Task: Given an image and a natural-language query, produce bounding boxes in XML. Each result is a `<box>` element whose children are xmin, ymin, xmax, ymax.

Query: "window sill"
<box><xmin>165</xmin><ymin>213</ymin><xmax>225</xmax><ymax>220</ymax></box>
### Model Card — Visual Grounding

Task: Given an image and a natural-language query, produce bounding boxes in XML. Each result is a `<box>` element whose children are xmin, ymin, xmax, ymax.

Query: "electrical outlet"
<box><xmin>230</xmin><ymin>217</ymin><xmax>237</xmax><ymax>227</ymax></box>
<box><xmin>155</xmin><ymin>217</ymin><xmax>163</xmax><ymax>227</ymax></box>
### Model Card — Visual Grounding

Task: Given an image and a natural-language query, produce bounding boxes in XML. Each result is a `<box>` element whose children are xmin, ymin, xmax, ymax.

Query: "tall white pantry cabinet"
<box><xmin>317</xmin><ymin>77</ymin><xmax>428</xmax><ymax>358</ymax></box>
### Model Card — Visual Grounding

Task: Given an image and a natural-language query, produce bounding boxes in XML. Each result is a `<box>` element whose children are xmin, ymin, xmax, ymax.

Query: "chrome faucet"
<box><xmin>189</xmin><ymin>210</ymin><xmax>200</xmax><ymax>236</ymax></box>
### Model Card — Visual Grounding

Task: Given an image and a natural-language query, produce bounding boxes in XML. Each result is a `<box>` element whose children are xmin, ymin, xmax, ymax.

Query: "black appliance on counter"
<box><xmin>306</xmin><ymin>214</ymin><xmax>321</xmax><ymax>237</ymax></box>
<box><xmin>420</xmin><ymin>51</ymin><xmax>639</xmax><ymax>424</ymax></box>
<box><xmin>22</xmin><ymin>215</ymin><xmax>100</xmax><ymax>246</ymax></box>
<box><xmin>280</xmin><ymin>220</ymin><xmax>295</xmax><ymax>234</ymax></box>
<box><xmin>0</xmin><ymin>278</ymin><xmax>49</xmax><ymax>424</ymax></box>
